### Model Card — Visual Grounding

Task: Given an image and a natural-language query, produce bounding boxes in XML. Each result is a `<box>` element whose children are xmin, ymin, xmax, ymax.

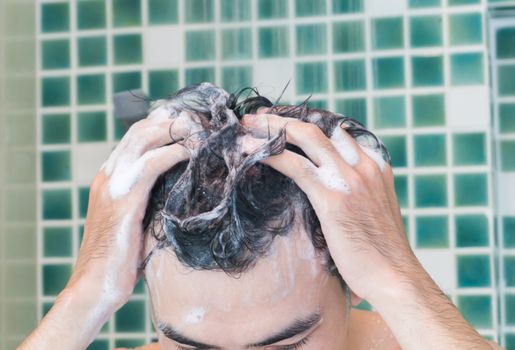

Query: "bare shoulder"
<box><xmin>115</xmin><ymin>342</ymin><xmax>160</xmax><ymax>350</ymax></box>
<box><xmin>346</xmin><ymin>308</ymin><xmax>401</xmax><ymax>350</ymax></box>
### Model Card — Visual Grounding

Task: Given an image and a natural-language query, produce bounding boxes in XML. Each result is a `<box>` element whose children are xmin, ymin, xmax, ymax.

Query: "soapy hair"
<box><xmin>141</xmin><ymin>82</ymin><xmax>391</xmax><ymax>276</ymax></box>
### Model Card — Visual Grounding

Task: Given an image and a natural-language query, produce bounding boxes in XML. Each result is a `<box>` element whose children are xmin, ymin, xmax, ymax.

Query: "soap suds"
<box><xmin>330</xmin><ymin>126</ymin><xmax>360</xmax><ymax>167</ymax></box>
<box><xmin>184</xmin><ymin>307</ymin><xmax>206</xmax><ymax>325</ymax></box>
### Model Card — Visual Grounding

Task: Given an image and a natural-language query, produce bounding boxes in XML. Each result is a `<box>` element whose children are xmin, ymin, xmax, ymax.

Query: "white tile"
<box><xmin>413</xmin><ymin>249</ymin><xmax>456</xmax><ymax>293</ymax></box>
<box><xmin>446</xmin><ymin>87</ymin><xmax>490</xmax><ymax>131</ymax></box>
<box><xmin>144</xmin><ymin>26</ymin><xmax>183</xmax><ymax>68</ymax></box>
<box><xmin>366</xmin><ymin>0</ymin><xmax>406</xmax><ymax>15</ymax></box>
<box><xmin>253</xmin><ymin>59</ymin><xmax>295</xmax><ymax>102</ymax></box>
<box><xmin>497</xmin><ymin>173</ymin><xmax>515</xmax><ymax>215</ymax></box>
<box><xmin>73</xmin><ymin>144</ymin><xmax>113</xmax><ymax>185</ymax></box>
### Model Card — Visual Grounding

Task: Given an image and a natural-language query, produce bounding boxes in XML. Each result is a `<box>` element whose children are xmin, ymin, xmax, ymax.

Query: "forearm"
<box><xmin>368</xmin><ymin>258</ymin><xmax>495</xmax><ymax>350</ymax></box>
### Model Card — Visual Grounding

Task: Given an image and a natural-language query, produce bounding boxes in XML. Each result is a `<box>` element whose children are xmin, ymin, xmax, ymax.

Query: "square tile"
<box><xmin>259</xmin><ymin>26</ymin><xmax>289</xmax><ymax>58</ymax></box>
<box><xmin>457</xmin><ymin>255</ymin><xmax>491</xmax><ymax>288</ymax></box>
<box><xmin>42</xmin><ymin>77</ymin><xmax>70</xmax><ymax>107</ymax></box>
<box><xmin>408</xmin><ymin>0</ymin><xmax>441</xmax><ymax>7</ymax></box>
<box><xmin>42</xmin><ymin>151</ymin><xmax>71</xmax><ymax>182</ymax></box>
<box><xmin>115</xmin><ymin>340</ymin><xmax>146</xmax><ymax>348</ymax></box>
<box><xmin>412</xmin><ymin>55</ymin><xmax>444</xmax><ymax>87</ymax></box>
<box><xmin>447</xmin><ymin>87</ymin><xmax>489</xmax><ymax>129</ymax></box>
<box><xmin>505</xmin><ymin>294</ymin><xmax>515</xmax><ymax>325</ymax></box>
<box><xmin>43</xmin><ymin>264</ymin><xmax>71</xmax><ymax>295</ymax></box>
<box><xmin>504</xmin><ymin>256</ymin><xmax>515</xmax><ymax>287</ymax></box>
<box><xmin>501</xmin><ymin>141</ymin><xmax>515</xmax><ymax>171</ymax></box>
<box><xmin>148</xmin><ymin>0</ymin><xmax>178</xmax><ymax>25</ymax></box>
<box><xmin>372</xmin><ymin>57</ymin><xmax>405</xmax><ymax>89</ymax></box>
<box><xmin>451</xmin><ymin>52</ymin><xmax>484</xmax><ymax>86</ymax></box>
<box><xmin>88</xmin><ymin>340</ymin><xmax>109</xmax><ymax>350</ymax></box>
<box><xmin>381</xmin><ymin>135</ymin><xmax>407</xmax><ymax>167</ymax></box>
<box><xmin>43</xmin><ymin>227</ymin><xmax>73</xmax><ymax>257</ymax></box>
<box><xmin>498</xmin><ymin>65</ymin><xmax>515</xmax><ymax>96</ymax></box>
<box><xmin>455</xmin><ymin>214</ymin><xmax>489</xmax><ymax>247</ymax></box>
<box><xmin>296</xmin><ymin>62</ymin><xmax>328</xmax><ymax>94</ymax></box>
<box><xmin>414</xmin><ymin>134</ymin><xmax>447</xmax><ymax>166</ymax></box>
<box><xmin>333</xmin><ymin>21</ymin><xmax>365</xmax><ymax>53</ymax></box>
<box><xmin>454</xmin><ymin>173</ymin><xmax>488</xmax><ymax>206</ymax></box>
<box><xmin>499</xmin><ymin>103</ymin><xmax>515</xmax><ymax>133</ymax></box>
<box><xmin>332</xmin><ymin>0</ymin><xmax>363</xmax><ymax>13</ymax></box>
<box><xmin>496</xmin><ymin>27</ymin><xmax>515</xmax><ymax>59</ymax></box>
<box><xmin>148</xmin><ymin>70</ymin><xmax>179</xmax><ymax>99</ymax></box>
<box><xmin>41</xmin><ymin>3</ymin><xmax>69</xmax><ymax>33</ymax></box>
<box><xmin>416</xmin><ymin>216</ymin><xmax>449</xmax><ymax>248</ymax></box>
<box><xmin>78</xmin><ymin>111</ymin><xmax>107</xmax><ymax>143</ymax></box>
<box><xmin>373</xmin><ymin>96</ymin><xmax>406</xmax><ymax>128</ymax></box>
<box><xmin>77</xmin><ymin>74</ymin><xmax>106</xmax><ymax>105</ymax></box>
<box><xmin>448</xmin><ymin>0</ymin><xmax>480</xmax><ymax>5</ymax></box>
<box><xmin>185</xmin><ymin>67</ymin><xmax>215</xmax><ymax>85</ymax></box>
<box><xmin>296</xmin><ymin>24</ymin><xmax>327</xmax><ymax>56</ymax></box>
<box><xmin>222</xmin><ymin>66</ymin><xmax>253</xmax><ymax>92</ymax></box>
<box><xmin>145</xmin><ymin>27</ymin><xmax>183</xmax><ymax>67</ymax></box>
<box><xmin>185</xmin><ymin>0</ymin><xmax>214</xmax><ymax>23</ymax></box>
<box><xmin>112</xmin><ymin>0</ymin><xmax>141</xmax><ymax>27</ymax></box>
<box><xmin>335</xmin><ymin>98</ymin><xmax>368</xmax><ymax>126</ymax></box>
<box><xmin>186</xmin><ymin>30</ymin><xmax>215</xmax><ymax>61</ymax></box>
<box><xmin>366</xmin><ymin>0</ymin><xmax>406</xmax><ymax>14</ymax></box>
<box><xmin>410</xmin><ymin>15</ymin><xmax>443</xmax><ymax>47</ymax></box>
<box><xmin>504</xmin><ymin>216</ymin><xmax>515</xmax><ymax>248</ymax></box>
<box><xmin>394</xmin><ymin>175</ymin><xmax>408</xmax><ymax>207</ymax></box>
<box><xmin>77</xmin><ymin>0</ymin><xmax>106</xmax><ymax>30</ymax></box>
<box><xmin>372</xmin><ymin>17</ymin><xmax>404</xmax><ymax>50</ymax></box>
<box><xmin>221</xmin><ymin>0</ymin><xmax>251</xmax><ymax>21</ymax></box>
<box><xmin>295</xmin><ymin>0</ymin><xmax>326</xmax><ymax>16</ymax></box>
<box><xmin>78</xmin><ymin>36</ymin><xmax>107</xmax><ymax>67</ymax></box>
<box><xmin>42</xmin><ymin>114</ymin><xmax>71</xmax><ymax>145</ymax></box>
<box><xmin>115</xmin><ymin>300</ymin><xmax>146</xmax><ymax>332</ymax></box>
<box><xmin>412</xmin><ymin>94</ymin><xmax>445</xmax><ymax>127</ymax></box>
<box><xmin>113</xmin><ymin>34</ymin><xmax>143</xmax><ymax>65</ymax></box>
<box><xmin>449</xmin><ymin>13</ymin><xmax>483</xmax><ymax>45</ymax></box>
<box><xmin>222</xmin><ymin>28</ymin><xmax>252</xmax><ymax>60</ymax></box>
<box><xmin>112</xmin><ymin>71</ymin><xmax>142</xmax><ymax>93</ymax></box>
<box><xmin>78</xmin><ymin>187</ymin><xmax>90</xmax><ymax>218</ymax></box>
<box><xmin>258</xmin><ymin>0</ymin><xmax>288</xmax><ymax>19</ymax></box>
<box><xmin>457</xmin><ymin>295</ymin><xmax>492</xmax><ymax>328</ymax></box>
<box><xmin>42</xmin><ymin>39</ymin><xmax>70</xmax><ymax>70</ymax></box>
<box><xmin>453</xmin><ymin>133</ymin><xmax>486</xmax><ymax>166</ymax></box>
<box><xmin>334</xmin><ymin>59</ymin><xmax>366</xmax><ymax>91</ymax></box>
<box><xmin>415</xmin><ymin>174</ymin><xmax>447</xmax><ymax>207</ymax></box>
<box><xmin>253</xmin><ymin>60</ymin><xmax>294</xmax><ymax>101</ymax></box>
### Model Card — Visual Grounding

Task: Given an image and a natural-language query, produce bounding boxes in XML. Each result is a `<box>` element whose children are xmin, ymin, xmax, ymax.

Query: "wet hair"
<box><xmin>141</xmin><ymin>82</ymin><xmax>391</xmax><ymax>278</ymax></box>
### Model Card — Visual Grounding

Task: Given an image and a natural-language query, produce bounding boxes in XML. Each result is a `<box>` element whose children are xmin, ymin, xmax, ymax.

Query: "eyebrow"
<box><xmin>157</xmin><ymin>312</ymin><xmax>321</xmax><ymax>349</ymax></box>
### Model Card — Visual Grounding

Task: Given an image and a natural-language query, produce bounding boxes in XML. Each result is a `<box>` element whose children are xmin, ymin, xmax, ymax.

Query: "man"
<box><xmin>20</xmin><ymin>83</ymin><xmax>503</xmax><ymax>349</ymax></box>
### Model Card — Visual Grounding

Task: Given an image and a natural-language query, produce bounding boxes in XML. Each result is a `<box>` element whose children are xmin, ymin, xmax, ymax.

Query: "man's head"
<box><xmin>140</xmin><ymin>82</ymin><xmax>390</xmax><ymax>348</ymax></box>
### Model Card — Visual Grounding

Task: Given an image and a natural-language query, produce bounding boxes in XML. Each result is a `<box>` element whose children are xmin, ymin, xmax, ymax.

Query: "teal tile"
<box><xmin>299</xmin><ymin>99</ymin><xmax>328</xmax><ymax>109</ymax></box>
<box><xmin>43</xmin><ymin>114</ymin><xmax>71</xmax><ymax>145</ymax></box>
<box><xmin>113</xmin><ymin>34</ymin><xmax>142</xmax><ymax>65</ymax></box>
<box><xmin>499</xmin><ymin>103</ymin><xmax>515</xmax><ymax>133</ymax></box>
<box><xmin>185</xmin><ymin>0</ymin><xmax>214</xmax><ymax>23</ymax></box>
<box><xmin>373</xmin><ymin>57</ymin><xmax>405</xmax><ymax>89</ymax></box>
<box><xmin>449</xmin><ymin>13</ymin><xmax>482</xmax><ymax>45</ymax></box>
<box><xmin>412</xmin><ymin>94</ymin><xmax>445</xmax><ymax>127</ymax></box>
<box><xmin>412</xmin><ymin>55</ymin><xmax>444</xmax><ymax>87</ymax></box>
<box><xmin>333</xmin><ymin>21</ymin><xmax>364</xmax><ymax>53</ymax></box>
<box><xmin>449</xmin><ymin>0</ymin><xmax>480</xmax><ymax>5</ymax></box>
<box><xmin>43</xmin><ymin>189</ymin><xmax>72</xmax><ymax>219</ymax></box>
<box><xmin>354</xmin><ymin>299</ymin><xmax>372</xmax><ymax>311</ymax></box>
<box><xmin>42</xmin><ymin>151</ymin><xmax>71</xmax><ymax>182</ymax></box>
<box><xmin>295</xmin><ymin>0</ymin><xmax>326</xmax><ymax>16</ymax></box>
<box><xmin>451</xmin><ymin>52</ymin><xmax>484</xmax><ymax>86</ymax></box>
<box><xmin>41</xmin><ymin>3</ymin><xmax>69</xmax><ymax>33</ymax></box>
<box><xmin>42</xmin><ymin>77</ymin><xmax>70</xmax><ymax>107</ymax></box>
<box><xmin>335</xmin><ymin>98</ymin><xmax>367</xmax><ymax>127</ymax></box>
<box><xmin>78</xmin><ymin>187</ymin><xmax>90</xmax><ymax>218</ymax></box>
<box><xmin>148</xmin><ymin>70</ymin><xmax>179</xmax><ymax>99</ymax></box>
<box><xmin>78</xmin><ymin>37</ymin><xmax>107</xmax><ymax>67</ymax></box>
<box><xmin>115</xmin><ymin>340</ymin><xmax>146</xmax><ymax>348</ymax></box>
<box><xmin>409</xmin><ymin>0</ymin><xmax>441</xmax><ymax>7</ymax></box>
<box><xmin>88</xmin><ymin>340</ymin><xmax>109</xmax><ymax>350</ymax></box>
<box><xmin>42</xmin><ymin>302</ymin><xmax>53</xmax><ymax>317</ymax></box>
<box><xmin>501</xmin><ymin>141</ymin><xmax>515</xmax><ymax>171</ymax></box>
<box><xmin>457</xmin><ymin>255</ymin><xmax>491</xmax><ymax>287</ymax></box>
<box><xmin>112</xmin><ymin>0</ymin><xmax>141</xmax><ymax>27</ymax></box>
<box><xmin>78</xmin><ymin>111</ymin><xmax>107</xmax><ymax>143</ymax></box>
<box><xmin>259</xmin><ymin>26</ymin><xmax>289</xmax><ymax>58</ymax></box>
<box><xmin>373</xmin><ymin>96</ymin><xmax>406</xmax><ymax>129</ymax></box>
<box><xmin>43</xmin><ymin>264</ymin><xmax>71</xmax><ymax>295</ymax></box>
<box><xmin>297</xmin><ymin>24</ymin><xmax>327</xmax><ymax>56</ymax></box>
<box><xmin>372</xmin><ymin>17</ymin><xmax>404</xmax><ymax>50</ymax></box>
<box><xmin>457</xmin><ymin>295</ymin><xmax>492</xmax><ymax>328</ymax></box>
<box><xmin>504</xmin><ymin>256</ymin><xmax>515</xmax><ymax>287</ymax></box>
<box><xmin>115</xmin><ymin>300</ymin><xmax>146</xmax><ymax>332</ymax></box>
<box><xmin>504</xmin><ymin>216</ymin><xmax>515</xmax><ymax>248</ymax></box>
<box><xmin>186</xmin><ymin>31</ymin><xmax>215</xmax><ymax>61</ymax></box>
<box><xmin>506</xmin><ymin>294</ymin><xmax>515</xmax><ymax>325</ymax></box>
<box><xmin>222</xmin><ymin>66</ymin><xmax>253</xmax><ymax>93</ymax></box>
<box><xmin>114</xmin><ymin>117</ymin><xmax>126</xmax><ymax>141</ymax></box>
<box><xmin>185</xmin><ymin>67</ymin><xmax>215</xmax><ymax>85</ymax></box>
<box><xmin>410</xmin><ymin>15</ymin><xmax>443</xmax><ymax>47</ymax></box>
<box><xmin>43</xmin><ymin>227</ymin><xmax>73</xmax><ymax>257</ymax></box>
<box><xmin>416</xmin><ymin>216</ymin><xmax>449</xmax><ymax>248</ymax></box>
<box><xmin>77</xmin><ymin>0</ymin><xmax>106</xmax><ymax>30</ymax></box>
<box><xmin>42</xmin><ymin>40</ymin><xmax>70</xmax><ymax>70</ymax></box>
<box><xmin>148</xmin><ymin>0</ymin><xmax>178</xmax><ymax>25</ymax></box>
<box><xmin>381</xmin><ymin>136</ymin><xmax>407</xmax><ymax>167</ymax></box>
<box><xmin>296</xmin><ymin>62</ymin><xmax>328</xmax><ymax>94</ymax></box>
<box><xmin>498</xmin><ymin>65</ymin><xmax>515</xmax><ymax>96</ymax></box>
<box><xmin>455</xmin><ymin>215</ymin><xmax>489</xmax><ymax>247</ymax></box>
<box><xmin>221</xmin><ymin>0</ymin><xmax>251</xmax><ymax>22</ymax></box>
<box><xmin>332</xmin><ymin>0</ymin><xmax>363</xmax><ymax>13</ymax></box>
<box><xmin>258</xmin><ymin>0</ymin><xmax>288</xmax><ymax>19</ymax></box>
<box><xmin>505</xmin><ymin>334</ymin><xmax>515</xmax><ymax>349</ymax></box>
<box><xmin>454</xmin><ymin>173</ymin><xmax>488</xmax><ymax>206</ymax></box>
<box><xmin>414</xmin><ymin>134</ymin><xmax>446</xmax><ymax>166</ymax></box>
<box><xmin>112</xmin><ymin>71</ymin><xmax>141</xmax><ymax>93</ymax></box>
<box><xmin>394</xmin><ymin>175</ymin><xmax>408</xmax><ymax>207</ymax></box>
<box><xmin>77</xmin><ymin>74</ymin><xmax>105</xmax><ymax>105</ymax></box>
<box><xmin>133</xmin><ymin>277</ymin><xmax>146</xmax><ymax>294</ymax></box>
<box><xmin>453</xmin><ymin>133</ymin><xmax>486</xmax><ymax>166</ymax></box>
<box><xmin>415</xmin><ymin>174</ymin><xmax>447</xmax><ymax>207</ymax></box>
<box><xmin>496</xmin><ymin>27</ymin><xmax>515</xmax><ymax>59</ymax></box>
<box><xmin>221</xmin><ymin>28</ymin><xmax>252</xmax><ymax>60</ymax></box>
<box><xmin>334</xmin><ymin>59</ymin><xmax>366</xmax><ymax>91</ymax></box>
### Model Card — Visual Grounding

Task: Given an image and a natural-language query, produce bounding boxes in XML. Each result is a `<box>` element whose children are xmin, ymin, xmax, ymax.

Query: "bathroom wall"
<box><xmin>30</xmin><ymin>0</ymin><xmax>515</xmax><ymax>349</ymax></box>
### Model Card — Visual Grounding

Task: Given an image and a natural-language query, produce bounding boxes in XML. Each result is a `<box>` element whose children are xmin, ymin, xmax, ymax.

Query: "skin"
<box><xmin>18</xmin><ymin>108</ymin><xmax>504</xmax><ymax>350</ymax></box>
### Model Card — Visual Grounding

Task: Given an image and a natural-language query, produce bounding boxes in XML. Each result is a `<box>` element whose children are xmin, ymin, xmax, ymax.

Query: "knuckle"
<box><xmin>359</xmin><ymin>156</ymin><xmax>381</xmax><ymax>178</ymax></box>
